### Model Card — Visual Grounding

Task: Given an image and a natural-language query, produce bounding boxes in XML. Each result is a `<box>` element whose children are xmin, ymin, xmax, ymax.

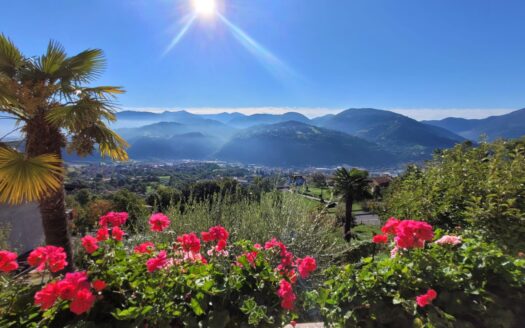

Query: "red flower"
<box><xmin>201</xmin><ymin>231</ymin><xmax>212</xmax><ymax>242</ymax></box>
<box><xmin>81</xmin><ymin>235</ymin><xmax>99</xmax><ymax>254</ymax></box>
<box><xmin>394</xmin><ymin>220</ymin><xmax>434</xmax><ymax>249</ymax></box>
<box><xmin>99</xmin><ymin>212</ymin><xmax>128</xmax><ymax>228</ymax></box>
<box><xmin>111</xmin><ymin>226</ymin><xmax>124</xmax><ymax>241</ymax></box>
<box><xmin>278</xmin><ymin>250</ymin><xmax>295</xmax><ymax>271</ymax></box>
<box><xmin>216</xmin><ymin>239</ymin><xmax>227</xmax><ymax>251</ymax></box>
<box><xmin>381</xmin><ymin>217</ymin><xmax>400</xmax><ymax>235</ymax></box>
<box><xmin>237</xmin><ymin>251</ymin><xmax>258</xmax><ymax>268</ymax></box>
<box><xmin>34</xmin><ymin>282</ymin><xmax>60</xmax><ymax>310</ymax></box>
<box><xmin>254</xmin><ymin>243</ymin><xmax>262</xmax><ymax>250</ymax></box>
<box><xmin>265</xmin><ymin>238</ymin><xmax>287</xmax><ymax>255</ymax></box>
<box><xmin>57</xmin><ymin>272</ymin><xmax>90</xmax><ymax>300</ymax></box>
<box><xmin>372</xmin><ymin>234</ymin><xmax>388</xmax><ymax>244</ymax></box>
<box><xmin>69</xmin><ymin>289</ymin><xmax>96</xmax><ymax>315</ymax></box>
<box><xmin>177</xmin><ymin>233</ymin><xmax>201</xmax><ymax>253</ymax></box>
<box><xmin>416</xmin><ymin>289</ymin><xmax>438</xmax><ymax>307</ymax></box>
<box><xmin>208</xmin><ymin>225</ymin><xmax>229</xmax><ymax>241</ymax></box>
<box><xmin>146</xmin><ymin>250</ymin><xmax>168</xmax><ymax>273</ymax></box>
<box><xmin>96</xmin><ymin>227</ymin><xmax>109</xmax><ymax>241</ymax></box>
<box><xmin>28</xmin><ymin>246</ymin><xmax>68</xmax><ymax>273</ymax></box>
<box><xmin>149</xmin><ymin>213</ymin><xmax>171</xmax><ymax>232</ymax></box>
<box><xmin>0</xmin><ymin>250</ymin><xmax>18</xmax><ymax>272</ymax></box>
<box><xmin>277</xmin><ymin>279</ymin><xmax>296</xmax><ymax>310</ymax></box>
<box><xmin>134</xmin><ymin>242</ymin><xmax>155</xmax><ymax>254</ymax></box>
<box><xmin>92</xmin><ymin>280</ymin><xmax>107</xmax><ymax>292</ymax></box>
<box><xmin>296</xmin><ymin>256</ymin><xmax>317</xmax><ymax>279</ymax></box>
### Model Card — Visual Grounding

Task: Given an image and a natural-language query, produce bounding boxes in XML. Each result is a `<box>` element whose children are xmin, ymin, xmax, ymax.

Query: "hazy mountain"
<box><xmin>422</xmin><ymin>108</ymin><xmax>525</xmax><ymax>141</ymax></box>
<box><xmin>116</xmin><ymin>120</ymin><xmax>237</xmax><ymax>141</ymax></box>
<box><xmin>117</xmin><ymin>122</ymin><xmax>190</xmax><ymax>140</ymax></box>
<box><xmin>315</xmin><ymin>108</ymin><xmax>465</xmax><ymax>160</ymax></box>
<box><xmin>228</xmin><ymin>112</ymin><xmax>310</xmax><ymax>128</ymax></box>
<box><xmin>200</xmin><ymin>112</ymin><xmax>246</xmax><ymax>124</ymax></box>
<box><xmin>128</xmin><ymin>132</ymin><xmax>221</xmax><ymax>160</ymax></box>
<box><xmin>216</xmin><ymin>121</ymin><xmax>394</xmax><ymax>167</ymax></box>
<box><xmin>114</xmin><ymin>110</ymin><xmax>231</xmax><ymax>130</ymax></box>
<box><xmin>310</xmin><ymin>114</ymin><xmax>335</xmax><ymax>126</ymax></box>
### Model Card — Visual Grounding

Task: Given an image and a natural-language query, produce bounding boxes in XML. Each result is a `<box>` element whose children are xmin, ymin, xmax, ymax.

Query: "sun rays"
<box><xmin>163</xmin><ymin>0</ymin><xmax>297</xmax><ymax>81</ymax></box>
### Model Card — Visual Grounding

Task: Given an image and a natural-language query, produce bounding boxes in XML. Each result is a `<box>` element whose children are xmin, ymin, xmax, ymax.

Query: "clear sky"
<box><xmin>2</xmin><ymin>0</ymin><xmax>525</xmax><ymax>119</ymax></box>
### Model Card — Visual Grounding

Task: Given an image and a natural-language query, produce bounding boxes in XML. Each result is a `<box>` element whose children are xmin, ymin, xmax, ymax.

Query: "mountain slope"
<box><xmin>228</xmin><ymin>112</ymin><xmax>310</xmax><ymax>128</ymax></box>
<box><xmin>423</xmin><ymin>108</ymin><xmax>525</xmax><ymax>141</ymax></box>
<box><xmin>315</xmin><ymin>108</ymin><xmax>464</xmax><ymax>160</ymax></box>
<box><xmin>116</xmin><ymin>120</ymin><xmax>237</xmax><ymax>141</ymax></box>
<box><xmin>128</xmin><ymin>133</ymin><xmax>221</xmax><ymax>160</ymax></box>
<box><xmin>200</xmin><ymin>112</ymin><xmax>246</xmax><ymax>124</ymax></box>
<box><xmin>216</xmin><ymin>121</ymin><xmax>395</xmax><ymax>167</ymax></box>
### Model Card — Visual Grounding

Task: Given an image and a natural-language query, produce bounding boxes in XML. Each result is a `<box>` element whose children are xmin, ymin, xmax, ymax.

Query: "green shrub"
<box><xmin>309</xmin><ymin>233</ymin><xmax>525</xmax><ymax>327</ymax></box>
<box><xmin>160</xmin><ymin>192</ymin><xmax>348</xmax><ymax>273</ymax></box>
<box><xmin>381</xmin><ymin>139</ymin><xmax>525</xmax><ymax>252</ymax></box>
<box><xmin>1</xmin><ymin>211</ymin><xmax>319</xmax><ymax>327</ymax></box>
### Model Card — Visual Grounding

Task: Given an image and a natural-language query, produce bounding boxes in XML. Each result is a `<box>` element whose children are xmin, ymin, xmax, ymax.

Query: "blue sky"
<box><xmin>2</xmin><ymin>0</ymin><xmax>525</xmax><ymax>119</ymax></box>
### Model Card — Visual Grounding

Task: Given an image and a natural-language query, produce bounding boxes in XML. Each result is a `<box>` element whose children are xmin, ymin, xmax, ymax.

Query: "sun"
<box><xmin>192</xmin><ymin>0</ymin><xmax>217</xmax><ymax>17</ymax></box>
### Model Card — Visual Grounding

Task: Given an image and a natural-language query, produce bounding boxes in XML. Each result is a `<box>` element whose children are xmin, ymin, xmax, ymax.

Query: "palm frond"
<box><xmin>59</xmin><ymin>49</ymin><xmax>106</xmax><ymax>84</ymax></box>
<box><xmin>81</xmin><ymin>86</ymin><xmax>125</xmax><ymax>99</ymax></box>
<box><xmin>46</xmin><ymin>96</ymin><xmax>117</xmax><ymax>131</ymax></box>
<box><xmin>0</xmin><ymin>147</ymin><xmax>64</xmax><ymax>205</ymax></box>
<box><xmin>68</xmin><ymin>122</ymin><xmax>128</xmax><ymax>161</ymax></box>
<box><xmin>0</xmin><ymin>34</ymin><xmax>24</xmax><ymax>77</ymax></box>
<box><xmin>36</xmin><ymin>40</ymin><xmax>67</xmax><ymax>78</ymax></box>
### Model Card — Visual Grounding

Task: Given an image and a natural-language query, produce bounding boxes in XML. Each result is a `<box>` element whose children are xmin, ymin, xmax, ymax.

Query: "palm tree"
<box><xmin>333</xmin><ymin>167</ymin><xmax>370</xmax><ymax>242</ymax></box>
<box><xmin>0</xmin><ymin>35</ymin><xmax>128</xmax><ymax>271</ymax></box>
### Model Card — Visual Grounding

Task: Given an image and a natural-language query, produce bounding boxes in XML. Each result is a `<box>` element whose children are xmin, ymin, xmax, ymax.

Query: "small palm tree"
<box><xmin>333</xmin><ymin>167</ymin><xmax>370</xmax><ymax>242</ymax></box>
<box><xmin>0</xmin><ymin>35</ymin><xmax>128</xmax><ymax>270</ymax></box>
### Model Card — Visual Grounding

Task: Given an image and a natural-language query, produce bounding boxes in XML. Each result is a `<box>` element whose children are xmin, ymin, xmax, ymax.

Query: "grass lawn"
<box><xmin>353</xmin><ymin>224</ymin><xmax>380</xmax><ymax>240</ymax></box>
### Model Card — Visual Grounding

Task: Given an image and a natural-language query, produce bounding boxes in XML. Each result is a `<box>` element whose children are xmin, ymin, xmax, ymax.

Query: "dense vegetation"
<box><xmin>379</xmin><ymin>139</ymin><xmax>525</xmax><ymax>253</ymax></box>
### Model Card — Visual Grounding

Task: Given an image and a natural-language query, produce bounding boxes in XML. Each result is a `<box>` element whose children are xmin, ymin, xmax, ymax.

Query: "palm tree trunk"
<box><xmin>25</xmin><ymin>110</ymin><xmax>73</xmax><ymax>272</ymax></box>
<box><xmin>344</xmin><ymin>194</ymin><xmax>353</xmax><ymax>242</ymax></box>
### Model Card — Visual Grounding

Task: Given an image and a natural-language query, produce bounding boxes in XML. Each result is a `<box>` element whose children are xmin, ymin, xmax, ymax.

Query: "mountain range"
<box><xmin>423</xmin><ymin>108</ymin><xmax>525</xmax><ymax>141</ymax></box>
<box><xmin>61</xmin><ymin>107</ymin><xmax>525</xmax><ymax>167</ymax></box>
<box><xmin>1</xmin><ymin>103</ymin><xmax>521</xmax><ymax>168</ymax></box>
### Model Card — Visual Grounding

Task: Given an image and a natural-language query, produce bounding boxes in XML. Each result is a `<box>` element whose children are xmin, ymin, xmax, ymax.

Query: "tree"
<box><xmin>75</xmin><ymin>188</ymin><xmax>92</xmax><ymax>206</ymax></box>
<box><xmin>0</xmin><ymin>35</ymin><xmax>127</xmax><ymax>271</ymax></box>
<box><xmin>112</xmin><ymin>189</ymin><xmax>147</xmax><ymax>231</ymax></box>
<box><xmin>333</xmin><ymin>167</ymin><xmax>370</xmax><ymax>242</ymax></box>
<box><xmin>311</xmin><ymin>172</ymin><xmax>327</xmax><ymax>189</ymax></box>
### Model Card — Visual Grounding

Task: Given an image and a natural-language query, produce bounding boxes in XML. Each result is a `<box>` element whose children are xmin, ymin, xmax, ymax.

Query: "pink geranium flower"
<box><xmin>435</xmin><ymin>235</ymin><xmax>462</xmax><ymax>246</ymax></box>
<box><xmin>99</xmin><ymin>212</ymin><xmax>128</xmax><ymax>228</ymax></box>
<box><xmin>416</xmin><ymin>289</ymin><xmax>438</xmax><ymax>307</ymax></box>
<box><xmin>146</xmin><ymin>251</ymin><xmax>168</xmax><ymax>273</ymax></box>
<box><xmin>134</xmin><ymin>242</ymin><xmax>155</xmax><ymax>254</ymax></box>
<box><xmin>277</xmin><ymin>279</ymin><xmax>296</xmax><ymax>310</ymax></box>
<box><xmin>149</xmin><ymin>213</ymin><xmax>171</xmax><ymax>232</ymax></box>
<box><xmin>372</xmin><ymin>234</ymin><xmax>388</xmax><ymax>244</ymax></box>
<box><xmin>28</xmin><ymin>246</ymin><xmax>68</xmax><ymax>273</ymax></box>
<box><xmin>296</xmin><ymin>256</ymin><xmax>317</xmax><ymax>279</ymax></box>
<box><xmin>0</xmin><ymin>250</ymin><xmax>18</xmax><ymax>272</ymax></box>
<box><xmin>81</xmin><ymin>235</ymin><xmax>99</xmax><ymax>254</ymax></box>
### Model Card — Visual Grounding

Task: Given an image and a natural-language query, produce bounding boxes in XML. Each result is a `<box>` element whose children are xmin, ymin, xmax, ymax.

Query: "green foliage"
<box><xmin>332</xmin><ymin>168</ymin><xmax>369</xmax><ymax>201</ymax></box>
<box><xmin>111</xmin><ymin>189</ymin><xmax>149</xmax><ymax>231</ymax></box>
<box><xmin>3</xmin><ymin>236</ymin><xmax>311</xmax><ymax>327</ymax></box>
<box><xmin>161</xmin><ymin>191</ymin><xmax>348</xmax><ymax>273</ymax></box>
<box><xmin>382</xmin><ymin>140</ymin><xmax>525</xmax><ymax>252</ymax></box>
<box><xmin>309</xmin><ymin>234</ymin><xmax>525</xmax><ymax>327</ymax></box>
<box><xmin>0</xmin><ymin>276</ymin><xmax>42</xmax><ymax>327</ymax></box>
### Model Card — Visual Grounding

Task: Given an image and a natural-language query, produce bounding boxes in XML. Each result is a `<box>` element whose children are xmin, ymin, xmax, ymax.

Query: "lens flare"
<box><xmin>192</xmin><ymin>0</ymin><xmax>217</xmax><ymax>17</ymax></box>
<box><xmin>219</xmin><ymin>14</ymin><xmax>298</xmax><ymax>80</ymax></box>
<box><xmin>163</xmin><ymin>15</ymin><xmax>197</xmax><ymax>56</ymax></box>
